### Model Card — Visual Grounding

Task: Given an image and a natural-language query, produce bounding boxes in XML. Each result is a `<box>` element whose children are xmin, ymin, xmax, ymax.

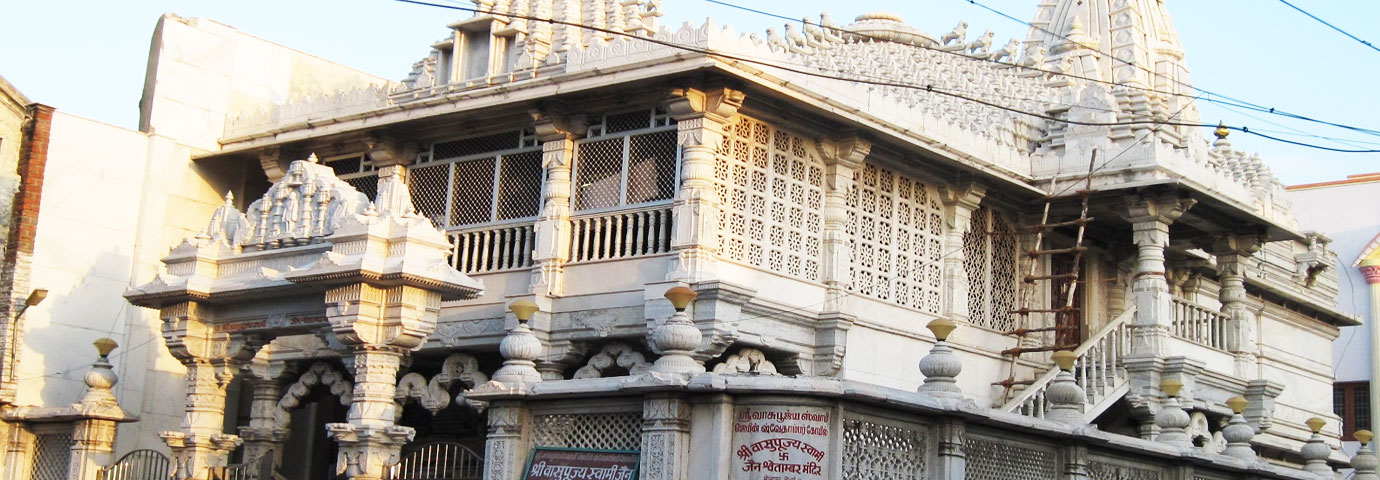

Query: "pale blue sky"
<box><xmin>2</xmin><ymin>0</ymin><xmax>1376</xmax><ymax>185</ymax></box>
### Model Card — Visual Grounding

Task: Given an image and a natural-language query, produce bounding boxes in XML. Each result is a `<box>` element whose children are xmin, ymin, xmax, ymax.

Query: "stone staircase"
<box><xmin>1000</xmin><ymin>307</ymin><xmax>1134</xmax><ymax>422</ymax></box>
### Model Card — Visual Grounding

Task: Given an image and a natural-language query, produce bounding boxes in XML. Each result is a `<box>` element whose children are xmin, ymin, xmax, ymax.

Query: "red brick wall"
<box><xmin>8</xmin><ymin>104</ymin><xmax>52</xmax><ymax>261</ymax></box>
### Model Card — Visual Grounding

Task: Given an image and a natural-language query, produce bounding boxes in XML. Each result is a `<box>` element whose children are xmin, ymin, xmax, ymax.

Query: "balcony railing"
<box><xmin>1171</xmin><ymin>297</ymin><xmax>1228</xmax><ymax>351</ymax></box>
<box><xmin>569</xmin><ymin>206</ymin><xmax>672</xmax><ymax>263</ymax></box>
<box><xmin>449</xmin><ymin>223</ymin><xmax>535</xmax><ymax>274</ymax></box>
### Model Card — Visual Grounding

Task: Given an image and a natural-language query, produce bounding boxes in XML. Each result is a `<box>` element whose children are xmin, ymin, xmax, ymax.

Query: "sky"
<box><xmin>2</xmin><ymin>0</ymin><xmax>1377</xmax><ymax>186</ymax></box>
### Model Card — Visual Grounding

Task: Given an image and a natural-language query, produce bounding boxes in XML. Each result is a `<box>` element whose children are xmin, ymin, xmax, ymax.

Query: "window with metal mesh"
<box><xmin>531</xmin><ymin>412</ymin><xmax>642</xmax><ymax>451</ymax></box>
<box><xmin>409</xmin><ymin>130</ymin><xmax>543</xmax><ymax>229</ymax></box>
<box><xmin>573</xmin><ymin>109</ymin><xmax>680</xmax><ymax>212</ymax></box>
<box><xmin>450</xmin><ymin>159</ymin><xmax>496</xmax><ymax>225</ymax></box>
<box><xmin>495</xmin><ymin>151</ymin><xmax>543</xmax><ymax>221</ymax></box>
<box><xmin>324</xmin><ymin>154</ymin><xmax>378</xmax><ymax>201</ymax></box>
<box><xmin>434</xmin><ymin>131</ymin><xmax>521</xmax><ymax>159</ymax></box>
<box><xmin>31</xmin><ymin>431</ymin><xmax>72</xmax><ymax>480</ymax></box>
<box><xmin>626</xmin><ymin>131</ymin><xmax>678</xmax><ymax>204</ymax></box>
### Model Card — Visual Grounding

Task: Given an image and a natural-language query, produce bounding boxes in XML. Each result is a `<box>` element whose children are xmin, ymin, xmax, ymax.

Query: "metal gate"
<box><xmin>385</xmin><ymin>442</ymin><xmax>483</xmax><ymax>480</ymax></box>
<box><xmin>212</xmin><ymin>452</ymin><xmax>274</xmax><ymax>480</ymax></box>
<box><xmin>98</xmin><ymin>449</ymin><xmax>170</xmax><ymax>480</ymax></box>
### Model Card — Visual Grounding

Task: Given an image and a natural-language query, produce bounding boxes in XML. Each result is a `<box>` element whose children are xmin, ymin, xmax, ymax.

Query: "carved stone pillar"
<box><xmin>68</xmin><ymin>339</ymin><xmax>132</xmax><ymax>480</ymax></box>
<box><xmin>938</xmin><ymin>182</ymin><xmax>986</xmax><ymax>325</ymax></box>
<box><xmin>482</xmin><ymin>400</ymin><xmax>531</xmax><ymax>480</ymax></box>
<box><xmin>934</xmin><ymin>417</ymin><xmax>966</xmax><ymax>480</ymax></box>
<box><xmin>1123</xmin><ymin>193</ymin><xmax>1194</xmax><ymax>358</ymax></box>
<box><xmin>159</xmin><ymin>302</ymin><xmax>258</xmax><ymax>480</ymax></box>
<box><xmin>640</xmin><ymin>394</ymin><xmax>691</xmax><ymax>480</ymax></box>
<box><xmin>1059</xmin><ymin>444</ymin><xmax>1089</xmax><ymax>480</ymax></box>
<box><xmin>325</xmin><ymin>283</ymin><xmax>441</xmax><ymax>480</ymax></box>
<box><xmin>816</xmin><ymin>137</ymin><xmax>870</xmax><ymax>311</ymax></box>
<box><xmin>1209</xmin><ymin>234</ymin><xmax>1264</xmax><ymax>378</ymax></box>
<box><xmin>3</xmin><ymin>425</ymin><xmax>34</xmax><ymax>480</ymax></box>
<box><xmin>530</xmin><ymin>111</ymin><xmax>584</xmax><ymax>296</ymax></box>
<box><xmin>238</xmin><ymin>360</ymin><xmax>293</xmax><ymax>469</ymax></box>
<box><xmin>663</xmin><ymin>86</ymin><xmax>745</xmax><ymax>282</ymax></box>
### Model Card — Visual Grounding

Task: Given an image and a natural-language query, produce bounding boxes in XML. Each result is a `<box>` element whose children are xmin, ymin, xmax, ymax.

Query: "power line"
<box><xmin>393</xmin><ymin>0</ymin><xmax>1380</xmax><ymax>152</ymax></box>
<box><xmin>1278</xmin><ymin>0</ymin><xmax>1379</xmax><ymax>54</ymax></box>
<box><xmin>966</xmin><ymin>0</ymin><xmax>1380</xmax><ymax>137</ymax></box>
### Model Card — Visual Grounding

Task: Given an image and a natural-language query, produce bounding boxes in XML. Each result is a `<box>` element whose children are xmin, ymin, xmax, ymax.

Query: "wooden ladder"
<box><xmin>995</xmin><ymin>150</ymin><xmax>1098</xmax><ymax>403</ymax></box>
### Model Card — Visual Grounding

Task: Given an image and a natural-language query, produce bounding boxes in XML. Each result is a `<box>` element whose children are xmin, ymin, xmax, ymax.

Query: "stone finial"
<box><xmin>649</xmin><ymin>286</ymin><xmax>705</xmax><ymax>374</ymax></box>
<box><xmin>492</xmin><ymin>300</ymin><xmax>543</xmax><ymax>385</ymax></box>
<box><xmin>1300</xmin><ymin>417</ymin><xmax>1333</xmax><ymax>476</ymax></box>
<box><xmin>1154</xmin><ymin>379</ymin><xmax>1193</xmax><ymax>448</ymax></box>
<box><xmin>1354</xmin><ymin>430</ymin><xmax>1379</xmax><ymax>480</ymax></box>
<box><xmin>1045</xmin><ymin>350</ymin><xmax>1086</xmax><ymax>424</ymax></box>
<box><xmin>79</xmin><ymin>338</ymin><xmax>121</xmax><ymax>407</ymax></box>
<box><xmin>918</xmin><ymin>319</ymin><xmax>963</xmax><ymax>398</ymax></box>
<box><xmin>1221</xmin><ymin>396</ymin><xmax>1257</xmax><ymax>461</ymax></box>
<box><xmin>1213</xmin><ymin>122</ymin><xmax>1232</xmax><ymax>149</ymax></box>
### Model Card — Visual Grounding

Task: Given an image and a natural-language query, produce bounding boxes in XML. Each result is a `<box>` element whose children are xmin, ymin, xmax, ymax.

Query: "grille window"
<box><xmin>574</xmin><ymin>109</ymin><xmax>679</xmax><ymax>211</ymax></box>
<box><xmin>410</xmin><ymin>130</ymin><xmax>544</xmax><ymax>228</ymax></box>
<box><xmin>323</xmin><ymin>154</ymin><xmax>377</xmax><ymax>200</ymax></box>
<box><xmin>1336</xmin><ymin>381</ymin><xmax>1373</xmax><ymax>441</ymax></box>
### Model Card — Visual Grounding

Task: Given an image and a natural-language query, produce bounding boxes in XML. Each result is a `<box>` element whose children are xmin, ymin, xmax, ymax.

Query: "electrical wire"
<box><xmin>1278</xmin><ymin>0</ymin><xmax>1379</xmax><ymax>54</ymax></box>
<box><xmin>393</xmin><ymin>0</ymin><xmax>1380</xmax><ymax>152</ymax></box>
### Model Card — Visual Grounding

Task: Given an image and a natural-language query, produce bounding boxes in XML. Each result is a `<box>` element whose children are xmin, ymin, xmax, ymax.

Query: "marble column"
<box><xmin>816</xmin><ymin>137</ymin><xmax>871</xmax><ymax>311</ymax></box>
<box><xmin>1122</xmin><ymin>192</ymin><xmax>1194</xmax><ymax>360</ymax></box>
<box><xmin>938</xmin><ymin>182</ymin><xmax>986</xmax><ymax>326</ymax></box>
<box><xmin>640</xmin><ymin>394</ymin><xmax>692</xmax><ymax>480</ymax></box>
<box><xmin>238</xmin><ymin>360</ymin><xmax>293</xmax><ymax>469</ymax></box>
<box><xmin>326</xmin><ymin>283</ymin><xmax>441</xmax><ymax>480</ymax></box>
<box><xmin>663</xmin><ymin>86</ymin><xmax>745</xmax><ymax>282</ymax></box>
<box><xmin>1360</xmin><ymin>261</ymin><xmax>1380</xmax><ymax>432</ymax></box>
<box><xmin>529</xmin><ymin>111</ymin><xmax>584</xmax><ymax>297</ymax></box>
<box><xmin>482</xmin><ymin>400</ymin><xmax>531</xmax><ymax>480</ymax></box>
<box><xmin>158</xmin><ymin>302</ymin><xmax>259</xmax><ymax>480</ymax></box>
<box><xmin>1209</xmin><ymin>234</ymin><xmax>1264</xmax><ymax>378</ymax></box>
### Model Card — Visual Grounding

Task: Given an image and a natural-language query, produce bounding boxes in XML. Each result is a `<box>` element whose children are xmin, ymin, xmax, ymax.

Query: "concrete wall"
<box><xmin>9</xmin><ymin>111</ymin><xmax>225</xmax><ymax>453</ymax></box>
<box><xmin>138</xmin><ymin>13</ymin><xmax>392</xmax><ymax>151</ymax></box>
<box><xmin>1287</xmin><ymin>178</ymin><xmax>1380</xmax><ymax>384</ymax></box>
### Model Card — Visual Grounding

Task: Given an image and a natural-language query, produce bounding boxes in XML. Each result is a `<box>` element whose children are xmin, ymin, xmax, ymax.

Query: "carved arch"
<box><xmin>274</xmin><ymin>362</ymin><xmax>352</xmax><ymax>429</ymax></box>
<box><xmin>711</xmin><ymin>348</ymin><xmax>779</xmax><ymax>375</ymax></box>
<box><xmin>394</xmin><ymin>352</ymin><xmax>490</xmax><ymax>417</ymax></box>
<box><xmin>572</xmin><ymin>342</ymin><xmax>650</xmax><ymax>379</ymax></box>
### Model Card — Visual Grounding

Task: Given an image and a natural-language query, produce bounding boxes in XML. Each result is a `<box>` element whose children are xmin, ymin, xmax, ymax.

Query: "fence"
<box><xmin>569</xmin><ymin>206</ymin><xmax>672</xmax><ymax>263</ymax></box>
<box><xmin>385</xmin><ymin>442</ymin><xmax>484</xmax><ymax>480</ymax></box>
<box><xmin>98</xmin><ymin>450</ymin><xmax>170</xmax><ymax>480</ymax></box>
<box><xmin>449</xmin><ymin>223</ymin><xmax>535</xmax><ymax>274</ymax></box>
<box><xmin>1171</xmin><ymin>297</ymin><xmax>1229</xmax><ymax>350</ymax></box>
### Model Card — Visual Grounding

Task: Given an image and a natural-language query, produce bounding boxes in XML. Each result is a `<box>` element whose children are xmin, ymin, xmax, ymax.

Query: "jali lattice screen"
<box><xmin>714</xmin><ymin>115</ymin><xmax>824</xmax><ymax>282</ymax></box>
<box><xmin>531</xmin><ymin>412</ymin><xmax>642</xmax><ymax>451</ymax></box>
<box><xmin>842</xmin><ymin>417</ymin><xmax>927</xmax><ymax>479</ymax></box>
<box><xmin>846</xmin><ymin>163</ymin><xmax>946</xmax><ymax>314</ymax></box>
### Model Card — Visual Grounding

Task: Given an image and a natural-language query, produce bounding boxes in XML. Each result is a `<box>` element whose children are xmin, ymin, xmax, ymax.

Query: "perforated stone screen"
<box><xmin>531</xmin><ymin>412</ymin><xmax>642</xmax><ymax>451</ymax></box>
<box><xmin>846</xmin><ymin>164</ymin><xmax>945</xmax><ymax>314</ymax></box>
<box><xmin>964</xmin><ymin>436</ymin><xmax>1055</xmax><ymax>480</ymax></box>
<box><xmin>963</xmin><ymin>207</ymin><xmax>1020</xmax><ymax>332</ymax></box>
<box><xmin>31</xmin><ymin>432</ymin><xmax>72</xmax><ymax>480</ymax></box>
<box><xmin>714</xmin><ymin>115</ymin><xmax>823</xmax><ymax>282</ymax></box>
<box><xmin>842</xmin><ymin>417</ymin><xmax>927</xmax><ymax>479</ymax></box>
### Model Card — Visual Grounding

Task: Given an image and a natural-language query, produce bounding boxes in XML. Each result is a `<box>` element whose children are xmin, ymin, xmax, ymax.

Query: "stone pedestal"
<box><xmin>1299</xmin><ymin>417</ymin><xmax>1333</xmax><ymax>477</ymax></box>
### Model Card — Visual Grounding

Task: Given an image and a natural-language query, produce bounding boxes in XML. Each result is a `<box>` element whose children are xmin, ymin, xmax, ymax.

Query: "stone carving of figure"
<box><xmin>802</xmin><ymin>16</ymin><xmax>828</xmax><ymax>48</ymax></box>
<box><xmin>965</xmin><ymin>30</ymin><xmax>995</xmax><ymax>55</ymax></box>
<box><xmin>784</xmin><ymin>23</ymin><xmax>811</xmax><ymax>54</ymax></box>
<box><xmin>989</xmin><ymin>38</ymin><xmax>1020</xmax><ymax>62</ymax></box>
<box><xmin>941</xmin><ymin>21</ymin><xmax>968</xmax><ymax>46</ymax></box>
<box><xmin>767</xmin><ymin>27</ymin><xmax>789</xmax><ymax>53</ymax></box>
<box><xmin>1019</xmin><ymin>45</ymin><xmax>1046</xmax><ymax>68</ymax></box>
<box><xmin>819</xmin><ymin>12</ymin><xmax>845</xmax><ymax>43</ymax></box>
